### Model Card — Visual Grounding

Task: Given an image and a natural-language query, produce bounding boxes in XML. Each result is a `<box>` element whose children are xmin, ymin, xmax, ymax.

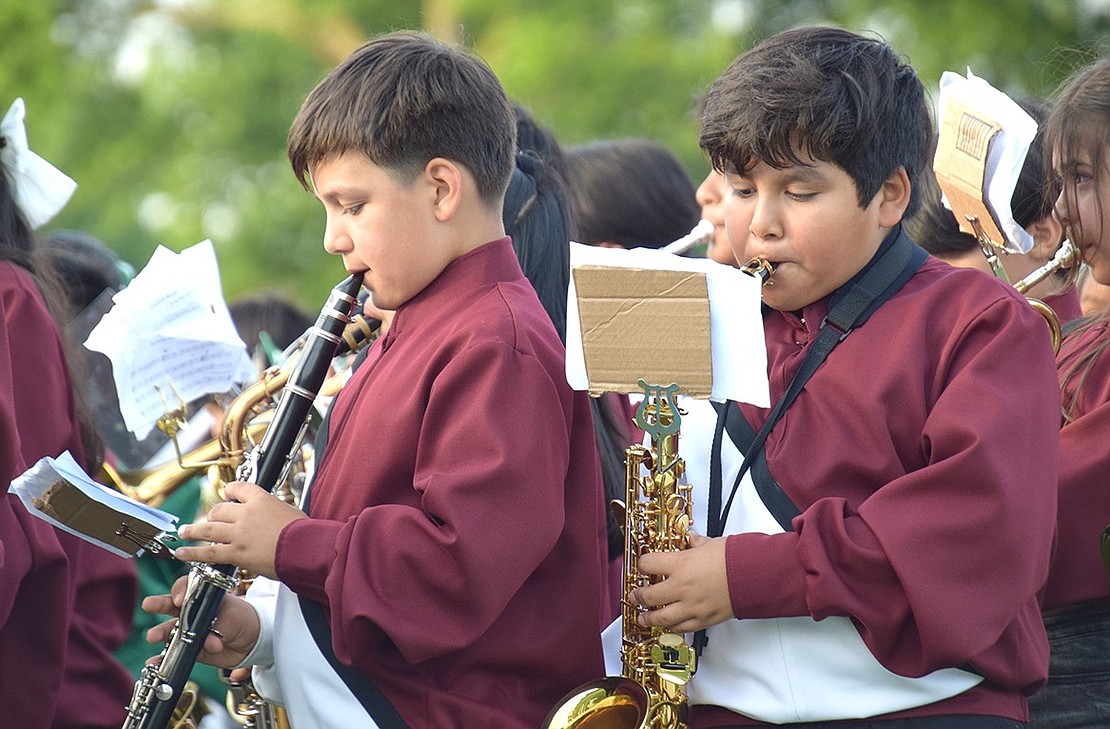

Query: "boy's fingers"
<box><xmin>141</xmin><ymin>593</ymin><xmax>178</xmax><ymax>616</ymax></box>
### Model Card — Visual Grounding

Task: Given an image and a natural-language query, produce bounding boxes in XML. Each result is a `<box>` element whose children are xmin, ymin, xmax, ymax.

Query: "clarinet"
<box><xmin>122</xmin><ymin>273</ymin><xmax>365</xmax><ymax>729</ymax></box>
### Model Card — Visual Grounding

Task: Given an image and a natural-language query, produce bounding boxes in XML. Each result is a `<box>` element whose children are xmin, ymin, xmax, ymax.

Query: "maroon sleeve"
<box><xmin>0</xmin><ymin>266</ymin><xmax>137</xmax><ymax>727</ymax></box>
<box><xmin>1045</xmin><ymin>325</ymin><xmax>1110</xmax><ymax>610</ymax></box>
<box><xmin>725</xmin><ymin>295</ymin><xmax>1059</xmax><ymax>681</ymax></box>
<box><xmin>277</xmin><ymin>342</ymin><xmax>572</xmax><ymax>664</ymax></box>
<box><xmin>0</xmin><ymin>282</ymin><xmax>73</xmax><ymax>729</ymax></box>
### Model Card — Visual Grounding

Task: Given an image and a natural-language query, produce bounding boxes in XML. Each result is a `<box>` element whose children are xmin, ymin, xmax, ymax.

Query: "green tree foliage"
<box><xmin>2</xmin><ymin>0</ymin><xmax>1106</xmax><ymax>308</ymax></box>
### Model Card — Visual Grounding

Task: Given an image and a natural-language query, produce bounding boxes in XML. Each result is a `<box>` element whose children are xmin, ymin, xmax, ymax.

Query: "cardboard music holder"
<box><xmin>572</xmin><ymin>266</ymin><xmax>712</xmax><ymax>397</ymax></box>
<box><xmin>32</xmin><ymin>478</ymin><xmax>166</xmax><ymax>557</ymax></box>
<box><xmin>933</xmin><ymin>96</ymin><xmax>1006</xmax><ymax>249</ymax></box>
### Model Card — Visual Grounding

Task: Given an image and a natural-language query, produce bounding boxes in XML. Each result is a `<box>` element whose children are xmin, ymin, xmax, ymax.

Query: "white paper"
<box><xmin>84</xmin><ymin>240</ymin><xmax>255</xmax><ymax>439</ymax></box>
<box><xmin>566</xmin><ymin>242</ymin><xmax>769</xmax><ymax>407</ymax></box>
<box><xmin>936</xmin><ymin>68</ymin><xmax>1038</xmax><ymax>254</ymax></box>
<box><xmin>8</xmin><ymin>451</ymin><xmax>178</xmax><ymax>558</ymax></box>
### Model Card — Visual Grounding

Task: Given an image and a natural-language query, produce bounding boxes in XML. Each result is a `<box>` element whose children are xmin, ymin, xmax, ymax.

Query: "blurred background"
<box><xmin>2</xmin><ymin>0</ymin><xmax>1107</xmax><ymax>308</ymax></box>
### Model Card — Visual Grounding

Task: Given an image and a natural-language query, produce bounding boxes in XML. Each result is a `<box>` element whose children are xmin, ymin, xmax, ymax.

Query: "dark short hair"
<box><xmin>564</xmin><ymin>138</ymin><xmax>701</xmax><ymax>249</ymax></box>
<box><xmin>905</xmin><ymin>168</ymin><xmax>976</xmax><ymax>257</ymax></box>
<box><xmin>288</xmin><ymin>30</ymin><xmax>516</xmax><ymax>205</ymax></box>
<box><xmin>39</xmin><ymin>229</ymin><xmax>130</xmax><ymax>312</ymax></box>
<box><xmin>700</xmin><ymin>26</ymin><xmax>932</xmax><ymax>217</ymax></box>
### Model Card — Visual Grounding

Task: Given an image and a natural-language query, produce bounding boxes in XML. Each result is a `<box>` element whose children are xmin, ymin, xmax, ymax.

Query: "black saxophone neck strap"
<box><xmin>695</xmin><ymin>228</ymin><xmax>924</xmax><ymax>658</ymax></box>
<box><xmin>708</xmin><ymin>227</ymin><xmax>927</xmax><ymax>536</ymax></box>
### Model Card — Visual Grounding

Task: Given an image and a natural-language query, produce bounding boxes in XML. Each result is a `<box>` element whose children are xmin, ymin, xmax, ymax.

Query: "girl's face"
<box><xmin>1054</xmin><ymin>145</ymin><xmax>1110</xmax><ymax>285</ymax></box>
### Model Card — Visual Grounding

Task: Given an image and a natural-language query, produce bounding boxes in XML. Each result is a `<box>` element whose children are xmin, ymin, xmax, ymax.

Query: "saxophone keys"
<box><xmin>652</xmin><ymin>633</ymin><xmax>696</xmax><ymax>681</ymax></box>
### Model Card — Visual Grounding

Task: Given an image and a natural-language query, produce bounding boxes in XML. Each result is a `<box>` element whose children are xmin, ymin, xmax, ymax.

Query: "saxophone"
<box><xmin>544</xmin><ymin>380</ymin><xmax>697</xmax><ymax>729</ymax></box>
<box><xmin>121</xmin><ymin>273</ymin><xmax>365</xmax><ymax>729</ymax></box>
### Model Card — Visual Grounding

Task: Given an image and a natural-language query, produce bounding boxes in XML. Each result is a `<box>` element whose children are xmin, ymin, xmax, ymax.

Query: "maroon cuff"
<box><xmin>274</xmin><ymin>517</ymin><xmax>345</xmax><ymax>604</ymax></box>
<box><xmin>725</xmin><ymin>531</ymin><xmax>809</xmax><ymax>618</ymax></box>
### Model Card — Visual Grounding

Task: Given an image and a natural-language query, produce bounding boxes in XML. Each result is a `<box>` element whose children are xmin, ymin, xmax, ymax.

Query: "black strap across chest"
<box><xmin>707</xmin><ymin>227</ymin><xmax>926</xmax><ymax>536</ymax></box>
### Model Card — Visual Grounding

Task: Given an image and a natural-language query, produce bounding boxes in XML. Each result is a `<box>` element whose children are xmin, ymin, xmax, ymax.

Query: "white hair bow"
<box><xmin>0</xmin><ymin>98</ymin><xmax>77</xmax><ymax>229</ymax></box>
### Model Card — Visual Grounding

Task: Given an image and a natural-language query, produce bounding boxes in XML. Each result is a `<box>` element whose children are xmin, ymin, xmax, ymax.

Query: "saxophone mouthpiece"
<box><xmin>740</xmin><ymin>258</ymin><xmax>775</xmax><ymax>286</ymax></box>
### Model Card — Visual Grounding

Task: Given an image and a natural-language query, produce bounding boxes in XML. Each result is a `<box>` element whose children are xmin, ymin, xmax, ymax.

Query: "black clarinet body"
<box><xmin>122</xmin><ymin>273</ymin><xmax>364</xmax><ymax>729</ymax></box>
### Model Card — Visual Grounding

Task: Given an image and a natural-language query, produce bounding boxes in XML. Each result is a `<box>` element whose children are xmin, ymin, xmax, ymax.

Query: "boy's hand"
<box><xmin>630</xmin><ymin>534</ymin><xmax>733</xmax><ymax>632</ymax></box>
<box><xmin>142</xmin><ymin>575</ymin><xmax>261</xmax><ymax>669</ymax></box>
<box><xmin>175</xmin><ymin>481</ymin><xmax>306</xmax><ymax>579</ymax></box>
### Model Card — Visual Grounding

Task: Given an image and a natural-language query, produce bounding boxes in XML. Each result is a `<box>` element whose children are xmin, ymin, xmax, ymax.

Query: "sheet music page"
<box><xmin>84</xmin><ymin>240</ymin><xmax>255</xmax><ymax>439</ymax></box>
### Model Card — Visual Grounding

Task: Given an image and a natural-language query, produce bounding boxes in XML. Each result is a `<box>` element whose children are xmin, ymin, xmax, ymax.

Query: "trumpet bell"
<box><xmin>542</xmin><ymin>677</ymin><xmax>650</xmax><ymax>729</ymax></box>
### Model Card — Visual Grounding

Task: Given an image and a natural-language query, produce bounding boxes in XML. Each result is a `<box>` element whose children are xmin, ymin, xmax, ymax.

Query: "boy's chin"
<box><xmin>760</xmin><ymin>288</ymin><xmax>817</xmax><ymax>314</ymax></box>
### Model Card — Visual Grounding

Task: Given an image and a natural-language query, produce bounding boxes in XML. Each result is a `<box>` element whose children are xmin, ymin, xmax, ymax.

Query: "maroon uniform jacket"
<box><xmin>275</xmin><ymin>238</ymin><xmax>606</xmax><ymax>728</ymax></box>
<box><xmin>695</xmin><ymin>255</ymin><xmax>1059</xmax><ymax>726</ymax></box>
<box><xmin>0</xmin><ymin>260</ymin><xmax>136</xmax><ymax>728</ymax></box>
<box><xmin>1044</xmin><ymin>317</ymin><xmax>1110</xmax><ymax>611</ymax></box>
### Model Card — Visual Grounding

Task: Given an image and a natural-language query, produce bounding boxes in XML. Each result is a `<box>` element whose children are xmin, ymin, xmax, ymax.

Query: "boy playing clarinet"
<box><xmin>146</xmin><ymin>30</ymin><xmax>606</xmax><ymax>729</ymax></box>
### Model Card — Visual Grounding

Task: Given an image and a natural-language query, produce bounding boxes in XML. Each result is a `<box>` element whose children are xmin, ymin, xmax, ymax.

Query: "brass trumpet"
<box><xmin>1013</xmin><ymin>239</ymin><xmax>1079</xmax><ymax>353</ymax></box>
<box><xmin>964</xmin><ymin>213</ymin><xmax>1077</xmax><ymax>353</ymax></box>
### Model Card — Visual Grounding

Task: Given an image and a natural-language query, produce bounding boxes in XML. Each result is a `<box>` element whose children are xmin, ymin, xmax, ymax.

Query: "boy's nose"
<box><xmin>748</xmin><ymin>197</ymin><xmax>782</xmax><ymax>239</ymax></box>
<box><xmin>322</xmin><ymin>218</ymin><xmax>352</xmax><ymax>255</ymax></box>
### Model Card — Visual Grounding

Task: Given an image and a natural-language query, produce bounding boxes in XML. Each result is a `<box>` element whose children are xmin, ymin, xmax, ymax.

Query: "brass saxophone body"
<box><xmin>620</xmin><ymin>382</ymin><xmax>698</xmax><ymax>728</ymax></box>
<box><xmin>544</xmin><ymin>381</ymin><xmax>697</xmax><ymax>729</ymax></box>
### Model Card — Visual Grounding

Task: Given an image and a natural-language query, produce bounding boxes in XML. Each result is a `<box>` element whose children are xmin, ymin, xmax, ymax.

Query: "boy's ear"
<box><xmin>424</xmin><ymin>158</ymin><xmax>463</xmax><ymax>222</ymax></box>
<box><xmin>877</xmin><ymin>167</ymin><xmax>912</xmax><ymax>228</ymax></box>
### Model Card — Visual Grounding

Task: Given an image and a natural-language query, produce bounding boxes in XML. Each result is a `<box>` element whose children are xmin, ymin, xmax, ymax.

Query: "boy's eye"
<box><xmin>787</xmin><ymin>191</ymin><xmax>816</xmax><ymax>201</ymax></box>
<box><xmin>343</xmin><ymin>203</ymin><xmax>365</xmax><ymax>215</ymax></box>
<box><xmin>730</xmin><ymin>186</ymin><xmax>755</xmax><ymax>198</ymax></box>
